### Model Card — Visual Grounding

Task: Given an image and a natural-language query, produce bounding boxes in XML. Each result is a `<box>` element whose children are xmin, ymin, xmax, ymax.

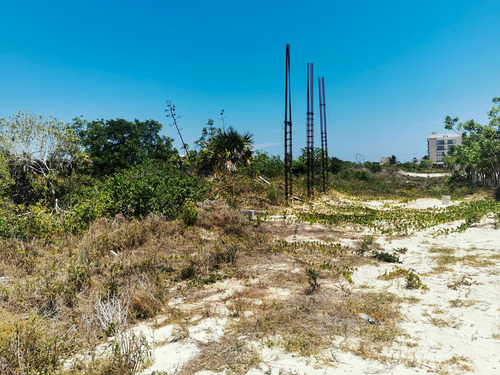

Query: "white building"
<box><xmin>427</xmin><ymin>132</ymin><xmax>462</xmax><ymax>166</ymax></box>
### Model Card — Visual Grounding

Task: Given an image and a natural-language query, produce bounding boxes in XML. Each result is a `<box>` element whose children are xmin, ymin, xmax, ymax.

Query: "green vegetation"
<box><xmin>0</xmin><ymin>110</ymin><xmax>84</xmax><ymax>206</ymax></box>
<box><xmin>306</xmin><ymin>268</ymin><xmax>320</xmax><ymax>292</ymax></box>
<box><xmin>371</xmin><ymin>250</ymin><xmax>401</xmax><ymax>263</ymax></box>
<box><xmin>0</xmin><ymin>104</ymin><xmax>499</xmax><ymax>374</ymax></box>
<box><xmin>383</xmin><ymin>267</ymin><xmax>428</xmax><ymax>290</ymax></box>
<box><xmin>445</xmin><ymin>96</ymin><xmax>500</xmax><ymax>188</ymax></box>
<box><xmin>296</xmin><ymin>197</ymin><xmax>499</xmax><ymax>235</ymax></box>
<box><xmin>78</xmin><ymin>117</ymin><xmax>176</xmax><ymax>176</ymax></box>
<box><xmin>194</xmin><ymin>119</ymin><xmax>254</xmax><ymax>174</ymax></box>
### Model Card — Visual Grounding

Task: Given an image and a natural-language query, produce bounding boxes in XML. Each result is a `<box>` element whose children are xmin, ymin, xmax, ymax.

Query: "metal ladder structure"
<box><xmin>318</xmin><ymin>76</ymin><xmax>329</xmax><ymax>192</ymax></box>
<box><xmin>284</xmin><ymin>44</ymin><xmax>293</xmax><ymax>203</ymax></box>
<box><xmin>306</xmin><ymin>63</ymin><xmax>314</xmax><ymax>199</ymax></box>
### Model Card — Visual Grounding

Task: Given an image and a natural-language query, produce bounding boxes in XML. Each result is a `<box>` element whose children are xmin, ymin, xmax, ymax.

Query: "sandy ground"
<box><xmin>130</xmin><ymin>198</ymin><xmax>499</xmax><ymax>375</ymax></box>
<box><xmin>399</xmin><ymin>171</ymin><xmax>451</xmax><ymax>179</ymax></box>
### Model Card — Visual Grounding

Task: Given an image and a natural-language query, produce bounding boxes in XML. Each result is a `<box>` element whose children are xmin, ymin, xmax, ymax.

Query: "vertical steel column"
<box><xmin>318</xmin><ymin>77</ymin><xmax>329</xmax><ymax>192</ymax></box>
<box><xmin>284</xmin><ymin>44</ymin><xmax>293</xmax><ymax>203</ymax></box>
<box><xmin>306</xmin><ymin>63</ymin><xmax>314</xmax><ymax>199</ymax></box>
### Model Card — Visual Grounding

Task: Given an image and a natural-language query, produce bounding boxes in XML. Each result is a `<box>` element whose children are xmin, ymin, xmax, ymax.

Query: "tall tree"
<box><xmin>0</xmin><ymin>110</ymin><xmax>82</xmax><ymax>205</ymax></box>
<box><xmin>79</xmin><ymin>118</ymin><xmax>175</xmax><ymax>175</ymax></box>
<box><xmin>444</xmin><ymin>97</ymin><xmax>500</xmax><ymax>187</ymax></box>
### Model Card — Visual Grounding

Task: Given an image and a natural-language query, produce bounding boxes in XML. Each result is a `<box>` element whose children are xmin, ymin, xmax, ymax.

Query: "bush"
<box><xmin>0</xmin><ymin>312</ymin><xmax>71</xmax><ymax>375</ymax></box>
<box><xmin>79</xmin><ymin>160</ymin><xmax>205</xmax><ymax>220</ymax></box>
<box><xmin>180</xmin><ymin>201</ymin><xmax>199</xmax><ymax>226</ymax></box>
<box><xmin>266</xmin><ymin>185</ymin><xmax>279</xmax><ymax>204</ymax></box>
<box><xmin>62</xmin><ymin>200</ymin><xmax>106</xmax><ymax>234</ymax></box>
<box><xmin>0</xmin><ymin>200</ymin><xmax>63</xmax><ymax>239</ymax></box>
<box><xmin>354</xmin><ymin>170</ymin><xmax>371</xmax><ymax>180</ymax></box>
<box><xmin>365</xmin><ymin>161</ymin><xmax>382</xmax><ymax>173</ymax></box>
<box><xmin>241</xmin><ymin>151</ymin><xmax>284</xmax><ymax>178</ymax></box>
<box><xmin>372</xmin><ymin>250</ymin><xmax>401</xmax><ymax>263</ymax></box>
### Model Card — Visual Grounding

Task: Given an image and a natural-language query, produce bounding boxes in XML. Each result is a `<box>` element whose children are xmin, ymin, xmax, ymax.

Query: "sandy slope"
<box><xmin>133</xmin><ymin>199</ymin><xmax>500</xmax><ymax>375</ymax></box>
<box><xmin>399</xmin><ymin>171</ymin><xmax>451</xmax><ymax>179</ymax></box>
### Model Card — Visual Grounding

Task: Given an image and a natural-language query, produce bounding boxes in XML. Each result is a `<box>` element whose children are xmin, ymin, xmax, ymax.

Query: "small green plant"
<box><xmin>63</xmin><ymin>264</ymin><xmax>90</xmax><ymax>307</ymax></box>
<box><xmin>358</xmin><ymin>235</ymin><xmax>375</xmax><ymax>254</ymax></box>
<box><xmin>180</xmin><ymin>200</ymin><xmax>198</xmax><ymax>226</ymax></box>
<box><xmin>306</xmin><ymin>268</ymin><xmax>320</xmax><ymax>292</ymax></box>
<box><xmin>372</xmin><ymin>250</ymin><xmax>401</xmax><ymax>263</ymax></box>
<box><xmin>384</xmin><ymin>267</ymin><xmax>428</xmax><ymax>290</ymax></box>
<box><xmin>266</xmin><ymin>185</ymin><xmax>279</xmax><ymax>204</ymax></box>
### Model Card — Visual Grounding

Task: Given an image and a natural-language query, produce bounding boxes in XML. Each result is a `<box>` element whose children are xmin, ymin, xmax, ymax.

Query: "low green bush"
<box><xmin>372</xmin><ymin>250</ymin><xmax>401</xmax><ymax>263</ymax></box>
<box><xmin>180</xmin><ymin>201</ymin><xmax>199</xmax><ymax>226</ymax></box>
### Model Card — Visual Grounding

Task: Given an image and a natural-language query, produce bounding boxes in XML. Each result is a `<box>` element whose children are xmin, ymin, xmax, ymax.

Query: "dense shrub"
<box><xmin>240</xmin><ymin>151</ymin><xmax>284</xmax><ymax>178</ymax></box>
<box><xmin>91</xmin><ymin>160</ymin><xmax>205</xmax><ymax>219</ymax></box>
<box><xmin>354</xmin><ymin>170</ymin><xmax>371</xmax><ymax>180</ymax></box>
<box><xmin>0</xmin><ymin>200</ymin><xmax>63</xmax><ymax>239</ymax></box>
<box><xmin>364</xmin><ymin>161</ymin><xmax>382</xmax><ymax>173</ymax></box>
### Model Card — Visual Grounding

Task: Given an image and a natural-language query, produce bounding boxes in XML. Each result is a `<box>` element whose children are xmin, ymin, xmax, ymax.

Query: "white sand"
<box><xmin>130</xmin><ymin>200</ymin><xmax>500</xmax><ymax>375</ymax></box>
<box><xmin>399</xmin><ymin>171</ymin><xmax>451</xmax><ymax>178</ymax></box>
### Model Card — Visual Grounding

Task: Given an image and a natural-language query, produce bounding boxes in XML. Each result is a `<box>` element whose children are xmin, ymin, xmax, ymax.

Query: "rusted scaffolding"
<box><xmin>306</xmin><ymin>63</ymin><xmax>314</xmax><ymax>199</ymax></box>
<box><xmin>284</xmin><ymin>44</ymin><xmax>293</xmax><ymax>203</ymax></box>
<box><xmin>318</xmin><ymin>76</ymin><xmax>328</xmax><ymax>192</ymax></box>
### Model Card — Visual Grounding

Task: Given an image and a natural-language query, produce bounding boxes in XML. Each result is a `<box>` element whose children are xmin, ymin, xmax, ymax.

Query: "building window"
<box><xmin>447</xmin><ymin>140</ymin><xmax>455</xmax><ymax>145</ymax></box>
<box><xmin>437</xmin><ymin>152</ymin><xmax>445</xmax><ymax>157</ymax></box>
<box><xmin>437</xmin><ymin>140</ymin><xmax>445</xmax><ymax>145</ymax></box>
<box><xmin>437</xmin><ymin>158</ymin><xmax>443</xmax><ymax>163</ymax></box>
<box><xmin>437</xmin><ymin>146</ymin><xmax>445</xmax><ymax>151</ymax></box>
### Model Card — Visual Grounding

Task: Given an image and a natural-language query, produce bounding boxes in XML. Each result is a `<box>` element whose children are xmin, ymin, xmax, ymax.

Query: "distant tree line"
<box><xmin>0</xmin><ymin>111</ymin><xmax>258</xmax><ymax>238</ymax></box>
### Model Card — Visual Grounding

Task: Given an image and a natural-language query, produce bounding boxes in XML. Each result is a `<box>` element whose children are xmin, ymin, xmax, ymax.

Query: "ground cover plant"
<box><xmin>1</xmin><ymin>110</ymin><xmax>499</xmax><ymax>374</ymax></box>
<box><xmin>294</xmin><ymin>195</ymin><xmax>499</xmax><ymax>235</ymax></box>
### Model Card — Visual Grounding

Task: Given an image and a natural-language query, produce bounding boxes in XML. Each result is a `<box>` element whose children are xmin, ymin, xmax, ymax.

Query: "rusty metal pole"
<box><xmin>284</xmin><ymin>44</ymin><xmax>293</xmax><ymax>203</ymax></box>
<box><xmin>318</xmin><ymin>76</ymin><xmax>329</xmax><ymax>192</ymax></box>
<box><xmin>306</xmin><ymin>63</ymin><xmax>314</xmax><ymax>199</ymax></box>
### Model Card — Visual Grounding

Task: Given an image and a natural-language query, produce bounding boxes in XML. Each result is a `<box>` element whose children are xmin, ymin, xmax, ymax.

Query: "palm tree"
<box><xmin>198</xmin><ymin>126</ymin><xmax>254</xmax><ymax>173</ymax></box>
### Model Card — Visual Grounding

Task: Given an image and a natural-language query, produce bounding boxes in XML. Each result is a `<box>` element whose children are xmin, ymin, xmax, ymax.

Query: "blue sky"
<box><xmin>1</xmin><ymin>0</ymin><xmax>499</xmax><ymax>162</ymax></box>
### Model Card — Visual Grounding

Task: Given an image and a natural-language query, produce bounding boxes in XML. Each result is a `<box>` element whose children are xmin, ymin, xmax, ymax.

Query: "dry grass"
<box><xmin>2</xmin><ymin>194</ymin><xmax>388</xmax><ymax>373</ymax></box>
<box><xmin>423</xmin><ymin>311</ymin><xmax>461</xmax><ymax>329</ymax></box>
<box><xmin>493</xmin><ymin>325</ymin><xmax>500</xmax><ymax>340</ymax></box>
<box><xmin>3</xmin><ymin>178</ymin><xmax>496</xmax><ymax>374</ymax></box>
<box><xmin>0</xmin><ymin>200</ymin><xmax>274</xmax><ymax>374</ymax></box>
<box><xmin>432</xmin><ymin>251</ymin><xmax>496</xmax><ymax>274</ymax></box>
<box><xmin>448</xmin><ymin>299</ymin><xmax>478</xmax><ymax>308</ymax></box>
<box><xmin>178</xmin><ymin>335</ymin><xmax>261</xmax><ymax>375</ymax></box>
<box><xmin>172</xmin><ymin>286</ymin><xmax>402</xmax><ymax>374</ymax></box>
<box><xmin>230</xmin><ymin>290</ymin><xmax>401</xmax><ymax>360</ymax></box>
<box><xmin>433</xmin><ymin>254</ymin><xmax>460</xmax><ymax>266</ymax></box>
<box><xmin>436</xmin><ymin>355</ymin><xmax>474</xmax><ymax>374</ymax></box>
<box><xmin>428</xmin><ymin>247</ymin><xmax>456</xmax><ymax>255</ymax></box>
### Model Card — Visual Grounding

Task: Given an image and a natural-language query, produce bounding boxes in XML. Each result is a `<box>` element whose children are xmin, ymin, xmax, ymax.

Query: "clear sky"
<box><xmin>1</xmin><ymin>0</ymin><xmax>499</xmax><ymax>162</ymax></box>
